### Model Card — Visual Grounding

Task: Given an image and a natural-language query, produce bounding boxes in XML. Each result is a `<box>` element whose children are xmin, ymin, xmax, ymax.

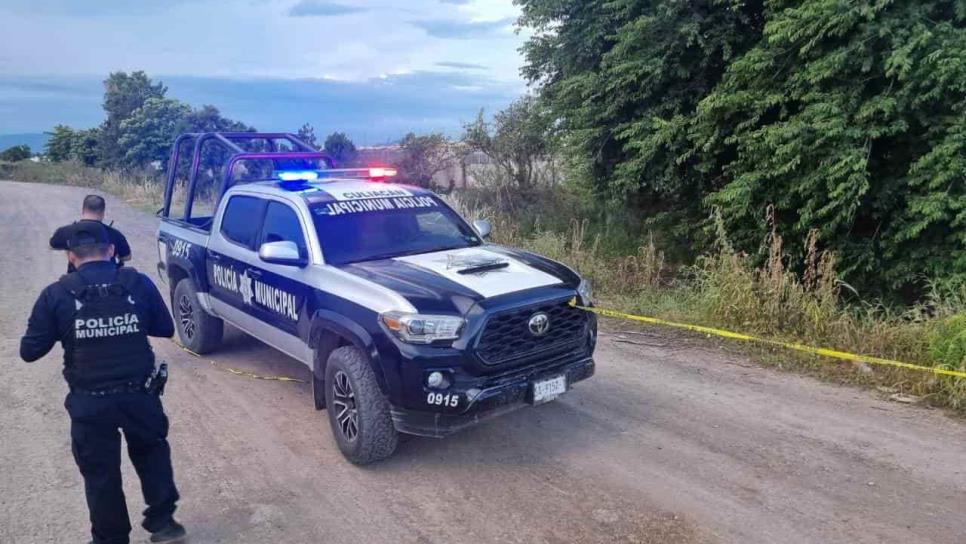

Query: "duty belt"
<box><xmin>70</xmin><ymin>383</ymin><xmax>147</xmax><ymax>396</ymax></box>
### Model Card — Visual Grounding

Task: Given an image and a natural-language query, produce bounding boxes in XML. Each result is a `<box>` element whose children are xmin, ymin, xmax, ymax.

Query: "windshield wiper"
<box><xmin>456</xmin><ymin>261</ymin><xmax>509</xmax><ymax>274</ymax></box>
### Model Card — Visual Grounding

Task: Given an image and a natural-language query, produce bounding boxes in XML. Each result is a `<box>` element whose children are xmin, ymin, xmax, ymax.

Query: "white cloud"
<box><xmin>0</xmin><ymin>0</ymin><xmax>526</xmax><ymax>83</ymax></box>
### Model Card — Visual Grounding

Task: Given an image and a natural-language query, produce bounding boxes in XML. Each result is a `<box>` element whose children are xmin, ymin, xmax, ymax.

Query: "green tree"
<box><xmin>178</xmin><ymin>104</ymin><xmax>252</xmax><ymax>134</ymax></box>
<box><xmin>45</xmin><ymin>125</ymin><xmax>75</xmax><ymax>162</ymax></box>
<box><xmin>518</xmin><ymin>0</ymin><xmax>763</xmax><ymax>247</ymax></box>
<box><xmin>177</xmin><ymin>105</ymin><xmax>255</xmax><ymax>181</ymax></box>
<box><xmin>691</xmin><ymin>0</ymin><xmax>966</xmax><ymax>292</ymax></box>
<box><xmin>96</xmin><ymin>71</ymin><xmax>167</xmax><ymax>167</ymax></box>
<box><xmin>117</xmin><ymin>97</ymin><xmax>191</xmax><ymax>169</ymax></box>
<box><xmin>393</xmin><ymin>133</ymin><xmax>453</xmax><ymax>188</ymax></box>
<box><xmin>462</xmin><ymin>95</ymin><xmax>554</xmax><ymax>188</ymax></box>
<box><xmin>0</xmin><ymin>145</ymin><xmax>31</xmax><ymax>162</ymax></box>
<box><xmin>518</xmin><ymin>0</ymin><xmax>966</xmax><ymax>296</ymax></box>
<box><xmin>297</xmin><ymin>123</ymin><xmax>319</xmax><ymax>149</ymax></box>
<box><xmin>71</xmin><ymin>128</ymin><xmax>100</xmax><ymax>166</ymax></box>
<box><xmin>323</xmin><ymin>131</ymin><xmax>357</xmax><ymax>165</ymax></box>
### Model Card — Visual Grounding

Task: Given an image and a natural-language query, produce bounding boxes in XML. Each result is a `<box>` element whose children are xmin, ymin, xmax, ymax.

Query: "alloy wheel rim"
<box><xmin>178</xmin><ymin>294</ymin><xmax>196</xmax><ymax>341</ymax></box>
<box><xmin>332</xmin><ymin>370</ymin><xmax>359</xmax><ymax>442</ymax></box>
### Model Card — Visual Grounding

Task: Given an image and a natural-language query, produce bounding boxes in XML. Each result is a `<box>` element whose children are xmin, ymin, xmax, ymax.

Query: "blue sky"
<box><xmin>0</xmin><ymin>0</ymin><xmax>528</xmax><ymax>144</ymax></box>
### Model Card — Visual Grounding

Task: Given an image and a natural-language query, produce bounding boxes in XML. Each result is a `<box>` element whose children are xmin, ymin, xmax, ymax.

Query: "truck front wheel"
<box><xmin>173</xmin><ymin>278</ymin><xmax>223</xmax><ymax>354</ymax></box>
<box><xmin>324</xmin><ymin>346</ymin><xmax>398</xmax><ymax>464</ymax></box>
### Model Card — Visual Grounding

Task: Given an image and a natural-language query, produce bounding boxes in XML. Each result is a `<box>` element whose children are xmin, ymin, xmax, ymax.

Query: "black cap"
<box><xmin>65</xmin><ymin>221</ymin><xmax>110</xmax><ymax>249</ymax></box>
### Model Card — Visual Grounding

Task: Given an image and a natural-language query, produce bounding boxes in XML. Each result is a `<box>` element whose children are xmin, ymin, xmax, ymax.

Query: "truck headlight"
<box><xmin>577</xmin><ymin>278</ymin><xmax>593</xmax><ymax>306</ymax></box>
<box><xmin>380</xmin><ymin>312</ymin><xmax>464</xmax><ymax>344</ymax></box>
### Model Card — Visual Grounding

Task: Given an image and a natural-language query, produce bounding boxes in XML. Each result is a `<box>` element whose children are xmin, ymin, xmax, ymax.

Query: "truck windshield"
<box><xmin>310</xmin><ymin>195</ymin><xmax>482</xmax><ymax>265</ymax></box>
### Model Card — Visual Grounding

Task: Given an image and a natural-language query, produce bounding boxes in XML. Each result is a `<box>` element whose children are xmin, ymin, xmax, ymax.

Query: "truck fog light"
<box><xmin>427</xmin><ymin>371</ymin><xmax>447</xmax><ymax>389</ymax></box>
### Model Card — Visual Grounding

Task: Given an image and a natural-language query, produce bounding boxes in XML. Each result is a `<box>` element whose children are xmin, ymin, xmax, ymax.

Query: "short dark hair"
<box><xmin>69</xmin><ymin>243</ymin><xmax>111</xmax><ymax>260</ymax></box>
<box><xmin>82</xmin><ymin>195</ymin><xmax>106</xmax><ymax>214</ymax></box>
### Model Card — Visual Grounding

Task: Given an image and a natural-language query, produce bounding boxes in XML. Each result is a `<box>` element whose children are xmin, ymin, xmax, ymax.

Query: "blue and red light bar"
<box><xmin>275</xmin><ymin>167</ymin><xmax>397</xmax><ymax>182</ymax></box>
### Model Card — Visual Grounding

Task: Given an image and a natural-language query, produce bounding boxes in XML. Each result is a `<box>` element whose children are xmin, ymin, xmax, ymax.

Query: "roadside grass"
<box><xmin>449</xmin><ymin>194</ymin><xmax>966</xmax><ymax>412</ymax></box>
<box><xmin>6</xmin><ymin>161</ymin><xmax>963</xmax><ymax>410</ymax></box>
<box><xmin>0</xmin><ymin>160</ymin><xmax>164</xmax><ymax>213</ymax></box>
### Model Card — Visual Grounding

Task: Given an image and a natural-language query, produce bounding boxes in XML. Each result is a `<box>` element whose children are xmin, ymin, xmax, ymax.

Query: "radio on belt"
<box><xmin>156</xmin><ymin>132</ymin><xmax>597</xmax><ymax>464</ymax></box>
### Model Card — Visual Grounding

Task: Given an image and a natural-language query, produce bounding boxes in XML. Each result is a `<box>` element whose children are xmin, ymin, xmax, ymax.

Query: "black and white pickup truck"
<box><xmin>157</xmin><ymin>132</ymin><xmax>597</xmax><ymax>463</ymax></box>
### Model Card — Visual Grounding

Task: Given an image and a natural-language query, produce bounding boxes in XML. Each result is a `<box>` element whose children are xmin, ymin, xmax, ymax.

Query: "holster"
<box><xmin>145</xmin><ymin>362</ymin><xmax>169</xmax><ymax>396</ymax></box>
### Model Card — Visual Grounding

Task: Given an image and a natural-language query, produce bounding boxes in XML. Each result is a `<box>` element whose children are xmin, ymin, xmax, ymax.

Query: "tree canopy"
<box><xmin>117</xmin><ymin>97</ymin><xmax>191</xmax><ymax>168</ymax></box>
<box><xmin>43</xmin><ymin>72</ymin><xmax>252</xmax><ymax>171</ymax></box>
<box><xmin>394</xmin><ymin>133</ymin><xmax>454</xmax><ymax>188</ymax></box>
<box><xmin>45</xmin><ymin>125</ymin><xmax>75</xmax><ymax>162</ymax></box>
<box><xmin>0</xmin><ymin>145</ymin><xmax>31</xmax><ymax>162</ymax></box>
<box><xmin>97</xmin><ymin>71</ymin><xmax>167</xmax><ymax>168</ymax></box>
<box><xmin>518</xmin><ymin>0</ymin><xmax>966</xmax><ymax>296</ymax></box>
<box><xmin>297</xmin><ymin>123</ymin><xmax>319</xmax><ymax>149</ymax></box>
<box><xmin>463</xmin><ymin>95</ymin><xmax>555</xmax><ymax>188</ymax></box>
<box><xmin>324</xmin><ymin>132</ymin><xmax>358</xmax><ymax>166</ymax></box>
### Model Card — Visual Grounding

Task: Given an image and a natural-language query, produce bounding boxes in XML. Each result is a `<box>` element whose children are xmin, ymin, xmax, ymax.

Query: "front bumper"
<box><xmin>390</xmin><ymin>355</ymin><xmax>595</xmax><ymax>437</ymax></box>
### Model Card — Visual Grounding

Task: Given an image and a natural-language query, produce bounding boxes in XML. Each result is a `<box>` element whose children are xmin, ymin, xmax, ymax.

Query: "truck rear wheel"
<box><xmin>324</xmin><ymin>346</ymin><xmax>398</xmax><ymax>464</ymax></box>
<box><xmin>173</xmin><ymin>278</ymin><xmax>223</xmax><ymax>355</ymax></box>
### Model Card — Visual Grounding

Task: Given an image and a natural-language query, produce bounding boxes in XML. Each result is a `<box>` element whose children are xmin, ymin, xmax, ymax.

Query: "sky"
<box><xmin>0</xmin><ymin>0</ymin><xmax>529</xmax><ymax>144</ymax></box>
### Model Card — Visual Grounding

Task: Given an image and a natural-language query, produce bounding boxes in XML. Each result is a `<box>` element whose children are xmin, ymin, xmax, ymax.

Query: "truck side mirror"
<box><xmin>473</xmin><ymin>219</ymin><xmax>492</xmax><ymax>240</ymax></box>
<box><xmin>258</xmin><ymin>241</ymin><xmax>307</xmax><ymax>267</ymax></box>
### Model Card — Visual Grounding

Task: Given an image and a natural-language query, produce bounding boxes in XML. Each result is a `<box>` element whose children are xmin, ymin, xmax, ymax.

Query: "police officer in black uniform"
<box><xmin>50</xmin><ymin>194</ymin><xmax>132</xmax><ymax>273</ymax></box>
<box><xmin>19</xmin><ymin>222</ymin><xmax>187</xmax><ymax>544</ymax></box>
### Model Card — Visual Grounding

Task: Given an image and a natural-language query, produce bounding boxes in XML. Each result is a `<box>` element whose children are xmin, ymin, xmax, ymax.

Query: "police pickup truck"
<box><xmin>157</xmin><ymin>133</ymin><xmax>596</xmax><ymax>463</ymax></box>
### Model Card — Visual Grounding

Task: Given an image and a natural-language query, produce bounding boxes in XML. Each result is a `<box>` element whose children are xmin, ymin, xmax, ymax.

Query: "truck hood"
<box><xmin>338</xmin><ymin>246</ymin><xmax>577</xmax><ymax>314</ymax></box>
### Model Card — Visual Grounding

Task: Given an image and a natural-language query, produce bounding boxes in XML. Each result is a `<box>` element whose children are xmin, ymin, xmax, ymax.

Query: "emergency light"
<box><xmin>277</xmin><ymin>167</ymin><xmax>398</xmax><ymax>183</ymax></box>
<box><xmin>277</xmin><ymin>170</ymin><xmax>320</xmax><ymax>181</ymax></box>
<box><xmin>368</xmin><ymin>167</ymin><xmax>397</xmax><ymax>178</ymax></box>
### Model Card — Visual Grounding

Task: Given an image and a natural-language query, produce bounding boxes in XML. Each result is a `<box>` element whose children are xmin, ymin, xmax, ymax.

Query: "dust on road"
<box><xmin>1</xmin><ymin>181</ymin><xmax>963</xmax><ymax>544</ymax></box>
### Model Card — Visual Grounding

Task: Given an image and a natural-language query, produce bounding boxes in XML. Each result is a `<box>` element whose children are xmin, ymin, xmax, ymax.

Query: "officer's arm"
<box><xmin>140</xmin><ymin>275</ymin><xmax>175</xmax><ymax>338</ymax></box>
<box><xmin>113</xmin><ymin>229</ymin><xmax>133</xmax><ymax>262</ymax></box>
<box><xmin>49</xmin><ymin>226</ymin><xmax>67</xmax><ymax>250</ymax></box>
<box><xmin>19</xmin><ymin>287</ymin><xmax>59</xmax><ymax>362</ymax></box>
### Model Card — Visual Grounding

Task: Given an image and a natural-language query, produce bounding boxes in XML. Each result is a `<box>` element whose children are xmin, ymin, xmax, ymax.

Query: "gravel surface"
<box><xmin>1</xmin><ymin>180</ymin><xmax>963</xmax><ymax>544</ymax></box>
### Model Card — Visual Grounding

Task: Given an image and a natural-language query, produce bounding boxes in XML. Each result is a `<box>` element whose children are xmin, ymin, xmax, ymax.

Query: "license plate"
<box><xmin>532</xmin><ymin>375</ymin><xmax>567</xmax><ymax>404</ymax></box>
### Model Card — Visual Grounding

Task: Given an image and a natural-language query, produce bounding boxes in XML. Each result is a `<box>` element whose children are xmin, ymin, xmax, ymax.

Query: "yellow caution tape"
<box><xmin>570</xmin><ymin>299</ymin><xmax>966</xmax><ymax>379</ymax></box>
<box><xmin>170</xmin><ymin>341</ymin><xmax>308</xmax><ymax>384</ymax></box>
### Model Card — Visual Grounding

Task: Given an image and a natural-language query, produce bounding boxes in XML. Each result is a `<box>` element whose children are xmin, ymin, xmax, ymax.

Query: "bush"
<box><xmin>0</xmin><ymin>145</ymin><xmax>31</xmax><ymax>162</ymax></box>
<box><xmin>450</xmin><ymin>185</ymin><xmax>966</xmax><ymax>411</ymax></box>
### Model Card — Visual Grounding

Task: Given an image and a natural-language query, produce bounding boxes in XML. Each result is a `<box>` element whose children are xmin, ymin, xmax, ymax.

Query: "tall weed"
<box><xmin>450</xmin><ymin>192</ymin><xmax>966</xmax><ymax>410</ymax></box>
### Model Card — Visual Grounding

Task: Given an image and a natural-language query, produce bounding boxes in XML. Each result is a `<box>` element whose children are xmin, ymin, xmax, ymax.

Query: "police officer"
<box><xmin>50</xmin><ymin>194</ymin><xmax>132</xmax><ymax>272</ymax></box>
<box><xmin>19</xmin><ymin>222</ymin><xmax>186</xmax><ymax>544</ymax></box>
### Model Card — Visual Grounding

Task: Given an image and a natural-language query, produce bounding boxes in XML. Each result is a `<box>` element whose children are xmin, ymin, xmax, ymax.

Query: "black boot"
<box><xmin>149</xmin><ymin>520</ymin><xmax>186</xmax><ymax>543</ymax></box>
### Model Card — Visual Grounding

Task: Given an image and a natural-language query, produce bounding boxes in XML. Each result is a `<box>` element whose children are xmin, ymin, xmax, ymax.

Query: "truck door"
<box><xmin>247</xmin><ymin>200</ymin><xmax>312</xmax><ymax>337</ymax></box>
<box><xmin>206</xmin><ymin>195</ymin><xmax>266</xmax><ymax>315</ymax></box>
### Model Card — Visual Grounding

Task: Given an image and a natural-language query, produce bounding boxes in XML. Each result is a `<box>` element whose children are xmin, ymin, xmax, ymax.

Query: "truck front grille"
<box><xmin>475</xmin><ymin>299</ymin><xmax>589</xmax><ymax>365</ymax></box>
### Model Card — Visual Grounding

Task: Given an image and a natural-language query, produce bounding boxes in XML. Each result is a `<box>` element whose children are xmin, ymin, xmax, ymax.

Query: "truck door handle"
<box><xmin>247</xmin><ymin>269</ymin><xmax>262</xmax><ymax>278</ymax></box>
<box><xmin>209</xmin><ymin>251</ymin><xmax>223</xmax><ymax>262</ymax></box>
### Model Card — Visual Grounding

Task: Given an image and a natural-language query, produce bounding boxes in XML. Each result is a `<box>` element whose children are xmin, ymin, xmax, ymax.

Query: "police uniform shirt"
<box><xmin>19</xmin><ymin>261</ymin><xmax>174</xmax><ymax>384</ymax></box>
<box><xmin>50</xmin><ymin>219</ymin><xmax>132</xmax><ymax>262</ymax></box>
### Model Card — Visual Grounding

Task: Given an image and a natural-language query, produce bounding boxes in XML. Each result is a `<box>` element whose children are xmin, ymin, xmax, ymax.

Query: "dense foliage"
<box><xmin>0</xmin><ymin>145</ymin><xmax>32</xmax><ymax>162</ymax></box>
<box><xmin>44</xmin><ymin>71</ymin><xmax>251</xmax><ymax>171</ymax></box>
<box><xmin>463</xmin><ymin>95</ymin><xmax>556</xmax><ymax>188</ymax></box>
<box><xmin>518</xmin><ymin>0</ymin><xmax>966</xmax><ymax>297</ymax></box>
<box><xmin>393</xmin><ymin>132</ymin><xmax>454</xmax><ymax>188</ymax></box>
<box><xmin>323</xmin><ymin>131</ymin><xmax>358</xmax><ymax>166</ymax></box>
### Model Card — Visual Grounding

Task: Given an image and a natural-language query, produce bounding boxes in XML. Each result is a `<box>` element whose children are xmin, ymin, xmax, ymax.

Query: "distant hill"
<box><xmin>0</xmin><ymin>133</ymin><xmax>49</xmax><ymax>154</ymax></box>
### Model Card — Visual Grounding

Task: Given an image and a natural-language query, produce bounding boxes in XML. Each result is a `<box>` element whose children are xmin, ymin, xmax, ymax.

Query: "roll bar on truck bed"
<box><xmin>160</xmin><ymin>132</ymin><xmax>333</xmax><ymax>222</ymax></box>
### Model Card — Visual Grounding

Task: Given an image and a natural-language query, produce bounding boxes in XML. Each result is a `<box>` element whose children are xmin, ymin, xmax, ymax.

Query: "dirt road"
<box><xmin>0</xmin><ymin>180</ymin><xmax>963</xmax><ymax>544</ymax></box>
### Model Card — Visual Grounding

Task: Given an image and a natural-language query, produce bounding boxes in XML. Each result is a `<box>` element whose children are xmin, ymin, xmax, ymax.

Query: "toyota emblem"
<box><xmin>528</xmin><ymin>312</ymin><xmax>550</xmax><ymax>336</ymax></box>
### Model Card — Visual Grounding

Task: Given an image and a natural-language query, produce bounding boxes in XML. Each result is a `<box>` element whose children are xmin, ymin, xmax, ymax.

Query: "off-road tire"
<box><xmin>172</xmin><ymin>278</ymin><xmax>223</xmax><ymax>355</ymax></box>
<box><xmin>324</xmin><ymin>346</ymin><xmax>398</xmax><ymax>464</ymax></box>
